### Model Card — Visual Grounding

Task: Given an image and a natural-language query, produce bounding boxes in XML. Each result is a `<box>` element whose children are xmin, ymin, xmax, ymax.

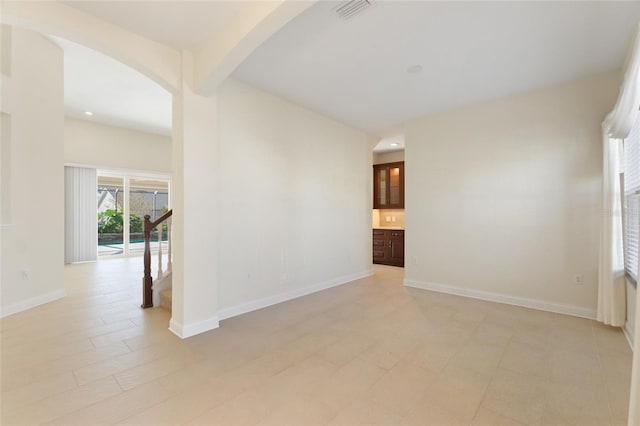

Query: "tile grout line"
<box><xmin>469</xmin><ymin>317</ymin><xmax>512</xmax><ymax>424</ymax></box>
<box><xmin>592</xmin><ymin>321</ymin><xmax>619</xmax><ymax>425</ymax></box>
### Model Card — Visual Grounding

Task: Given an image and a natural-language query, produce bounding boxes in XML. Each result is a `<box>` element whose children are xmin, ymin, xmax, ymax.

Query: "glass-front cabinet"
<box><xmin>373</xmin><ymin>161</ymin><xmax>404</xmax><ymax>209</ymax></box>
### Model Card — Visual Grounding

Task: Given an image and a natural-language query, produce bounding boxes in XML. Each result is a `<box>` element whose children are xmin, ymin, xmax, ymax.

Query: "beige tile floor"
<box><xmin>1</xmin><ymin>258</ymin><xmax>633</xmax><ymax>425</ymax></box>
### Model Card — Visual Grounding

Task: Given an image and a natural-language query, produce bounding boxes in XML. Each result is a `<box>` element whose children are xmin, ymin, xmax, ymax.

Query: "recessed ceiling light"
<box><xmin>390</xmin><ymin>143</ymin><xmax>399</xmax><ymax>147</ymax></box>
<box><xmin>406</xmin><ymin>65</ymin><xmax>423</xmax><ymax>74</ymax></box>
<box><xmin>84</xmin><ymin>111</ymin><xmax>93</xmax><ymax>116</ymax></box>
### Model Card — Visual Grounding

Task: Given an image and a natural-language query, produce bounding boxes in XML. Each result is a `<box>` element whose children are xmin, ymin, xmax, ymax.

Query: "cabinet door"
<box><xmin>388</xmin><ymin>231</ymin><xmax>404</xmax><ymax>267</ymax></box>
<box><xmin>373</xmin><ymin>162</ymin><xmax>404</xmax><ymax>209</ymax></box>
<box><xmin>373</xmin><ymin>166</ymin><xmax>388</xmax><ymax>209</ymax></box>
<box><xmin>387</xmin><ymin>163</ymin><xmax>404</xmax><ymax>208</ymax></box>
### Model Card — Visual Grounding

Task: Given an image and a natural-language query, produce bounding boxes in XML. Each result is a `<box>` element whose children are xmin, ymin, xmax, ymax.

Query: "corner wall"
<box><xmin>216</xmin><ymin>78</ymin><xmax>372</xmax><ymax>317</ymax></box>
<box><xmin>404</xmin><ymin>72</ymin><xmax>620</xmax><ymax>316</ymax></box>
<box><xmin>1</xmin><ymin>26</ymin><xmax>65</xmax><ymax>316</ymax></box>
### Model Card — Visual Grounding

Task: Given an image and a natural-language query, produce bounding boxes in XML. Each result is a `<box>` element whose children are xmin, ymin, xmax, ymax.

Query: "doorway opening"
<box><xmin>372</xmin><ymin>136</ymin><xmax>405</xmax><ymax>271</ymax></box>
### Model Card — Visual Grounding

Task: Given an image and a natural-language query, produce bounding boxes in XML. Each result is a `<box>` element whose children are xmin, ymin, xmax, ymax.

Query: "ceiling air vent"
<box><xmin>334</xmin><ymin>0</ymin><xmax>373</xmax><ymax>20</ymax></box>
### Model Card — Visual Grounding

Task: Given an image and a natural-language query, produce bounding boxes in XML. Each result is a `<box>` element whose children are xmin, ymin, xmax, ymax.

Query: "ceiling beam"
<box><xmin>193</xmin><ymin>0</ymin><xmax>316</xmax><ymax>95</ymax></box>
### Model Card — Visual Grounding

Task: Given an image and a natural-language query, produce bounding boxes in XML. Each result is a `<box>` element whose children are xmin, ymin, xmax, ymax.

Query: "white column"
<box><xmin>169</xmin><ymin>50</ymin><xmax>219</xmax><ymax>338</ymax></box>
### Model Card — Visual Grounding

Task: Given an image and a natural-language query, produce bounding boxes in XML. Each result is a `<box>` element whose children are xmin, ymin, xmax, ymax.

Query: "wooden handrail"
<box><xmin>148</xmin><ymin>210</ymin><xmax>173</xmax><ymax>230</ymax></box>
<box><xmin>141</xmin><ymin>209</ymin><xmax>173</xmax><ymax>309</ymax></box>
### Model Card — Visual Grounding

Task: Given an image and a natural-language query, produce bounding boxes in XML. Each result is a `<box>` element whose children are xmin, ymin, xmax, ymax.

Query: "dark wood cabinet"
<box><xmin>373</xmin><ymin>229</ymin><xmax>404</xmax><ymax>267</ymax></box>
<box><xmin>373</xmin><ymin>162</ymin><xmax>404</xmax><ymax>209</ymax></box>
<box><xmin>372</xmin><ymin>230</ymin><xmax>387</xmax><ymax>262</ymax></box>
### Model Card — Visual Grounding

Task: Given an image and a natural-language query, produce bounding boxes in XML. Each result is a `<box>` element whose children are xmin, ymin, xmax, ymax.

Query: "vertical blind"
<box><xmin>65</xmin><ymin>166</ymin><xmax>97</xmax><ymax>263</ymax></box>
<box><xmin>624</xmin><ymin>118</ymin><xmax>640</xmax><ymax>283</ymax></box>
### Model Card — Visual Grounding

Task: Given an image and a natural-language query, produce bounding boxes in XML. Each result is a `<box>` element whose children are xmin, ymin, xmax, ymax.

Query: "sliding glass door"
<box><xmin>97</xmin><ymin>176</ymin><xmax>125</xmax><ymax>256</ymax></box>
<box><xmin>129</xmin><ymin>178</ymin><xmax>169</xmax><ymax>255</ymax></box>
<box><xmin>97</xmin><ymin>172</ymin><xmax>170</xmax><ymax>257</ymax></box>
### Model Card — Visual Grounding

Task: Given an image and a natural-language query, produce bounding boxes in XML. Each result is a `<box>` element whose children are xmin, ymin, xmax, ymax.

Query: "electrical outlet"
<box><xmin>386</xmin><ymin>216</ymin><xmax>391</xmax><ymax>221</ymax></box>
<box><xmin>573</xmin><ymin>274</ymin><xmax>583</xmax><ymax>285</ymax></box>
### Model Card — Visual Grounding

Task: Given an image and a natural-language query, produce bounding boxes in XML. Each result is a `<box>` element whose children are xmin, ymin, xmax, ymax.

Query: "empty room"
<box><xmin>1</xmin><ymin>1</ymin><xmax>640</xmax><ymax>425</ymax></box>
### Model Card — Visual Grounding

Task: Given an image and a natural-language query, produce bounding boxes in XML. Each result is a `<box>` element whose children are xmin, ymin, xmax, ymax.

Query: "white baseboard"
<box><xmin>1</xmin><ymin>288</ymin><xmax>67</xmax><ymax>318</ymax></box>
<box><xmin>623</xmin><ymin>320</ymin><xmax>635</xmax><ymax>350</ymax></box>
<box><xmin>217</xmin><ymin>269</ymin><xmax>374</xmax><ymax>321</ymax></box>
<box><xmin>169</xmin><ymin>316</ymin><xmax>219</xmax><ymax>339</ymax></box>
<box><xmin>403</xmin><ymin>279</ymin><xmax>597</xmax><ymax>320</ymax></box>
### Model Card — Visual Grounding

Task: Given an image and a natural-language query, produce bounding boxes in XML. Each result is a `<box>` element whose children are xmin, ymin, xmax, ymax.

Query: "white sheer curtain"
<box><xmin>597</xmin><ymin>23</ymin><xmax>640</xmax><ymax>426</ymax></box>
<box><xmin>64</xmin><ymin>166</ymin><xmax>97</xmax><ymax>263</ymax></box>
<box><xmin>597</xmin><ymin>132</ymin><xmax>626</xmax><ymax>326</ymax></box>
<box><xmin>599</xmin><ymin>23</ymin><xmax>640</xmax><ymax>326</ymax></box>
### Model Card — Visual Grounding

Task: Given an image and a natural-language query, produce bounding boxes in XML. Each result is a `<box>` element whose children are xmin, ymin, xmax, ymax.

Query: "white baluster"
<box><xmin>167</xmin><ymin>217</ymin><xmax>172</xmax><ymax>273</ymax></box>
<box><xmin>157</xmin><ymin>223</ymin><xmax>164</xmax><ymax>279</ymax></box>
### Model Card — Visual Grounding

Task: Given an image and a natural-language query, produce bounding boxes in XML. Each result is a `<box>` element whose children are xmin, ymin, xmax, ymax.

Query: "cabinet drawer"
<box><xmin>373</xmin><ymin>230</ymin><xmax>386</xmax><ymax>237</ymax></box>
<box><xmin>390</xmin><ymin>231</ymin><xmax>404</xmax><ymax>239</ymax></box>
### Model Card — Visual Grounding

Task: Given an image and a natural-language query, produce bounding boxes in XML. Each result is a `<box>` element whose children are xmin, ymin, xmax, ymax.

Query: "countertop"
<box><xmin>373</xmin><ymin>226</ymin><xmax>405</xmax><ymax>231</ymax></box>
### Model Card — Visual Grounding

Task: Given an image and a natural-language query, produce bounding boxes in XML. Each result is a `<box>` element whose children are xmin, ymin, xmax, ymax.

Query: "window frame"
<box><xmin>622</xmin><ymin>124</ymin><xmax>640</xmax><ymax>288</ymax></box>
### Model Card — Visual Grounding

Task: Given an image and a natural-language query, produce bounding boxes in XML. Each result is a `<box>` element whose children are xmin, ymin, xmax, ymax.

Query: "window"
<box><xmin>623</xmin><ymin>118</ymin><xmax>640</xmax><ymax>284</ymax></box>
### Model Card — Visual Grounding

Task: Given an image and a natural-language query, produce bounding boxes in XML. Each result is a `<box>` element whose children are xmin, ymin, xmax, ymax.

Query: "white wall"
<box><xmin>64</xmin><ymin>117</ymin><xmax>171</xmax><ymax>172</ymax></box>
<box><xmin>373</xmin><ymin>150</ymin><xmax>404</xmax><ymax>165</ymax></box>
<box><xmin>404</xmin><ymin>72</ymin><xmax>620</xmax><ymax>316</ymax></box>
<box><xmin>216</xmin><ymin>78</ymin><xmax>372</xmax><ymax>316</ymax></box>
<box><xmin>1</xmin><ymin>26</ymin><xmax>65</xmax><ymax>316</ymax></box>
<box><xmin>626</xmin><ymin>281</ymin><xmax>636</xmax><ymax>345</ymax></box>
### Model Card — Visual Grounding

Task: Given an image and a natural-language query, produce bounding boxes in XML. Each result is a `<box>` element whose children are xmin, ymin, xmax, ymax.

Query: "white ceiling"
<box><xmin>374</xmin><ymin>135</ymin><xmax>404</xmax><ymax>153</ymax></box>
<box><xmin>60</xmin><ymin>1</ymin><xmax>249</xmax><ymax>50</ymax></box>
<box><xmin>234</xmin><ymin>1</ymin><xmax>640</xmax><ymax>135</ymax></box>
<box><xmin>50</xmin><ymin>1</ymin><xmax>640</xmax><ymax>138</ymax></box>
<box><xmin>54</xmin><ymin>37</ymin><xmax>172</xmax><ymax>135</ymax></box>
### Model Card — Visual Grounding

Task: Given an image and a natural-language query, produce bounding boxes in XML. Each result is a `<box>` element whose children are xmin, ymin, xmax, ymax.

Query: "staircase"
<box><xmin>153</xmin><ymin>273</ymin><xmax>172</xmax><ymax>312</ymax></box>
<box><xmin>141</xmin><ymin>210</ymin><xmax>173</xmax><ymax>312</ymax></box>
<box><xmin>159</xmin><ymin>288</ymin><xmax>172</xmax><ymax>312</ymax></box>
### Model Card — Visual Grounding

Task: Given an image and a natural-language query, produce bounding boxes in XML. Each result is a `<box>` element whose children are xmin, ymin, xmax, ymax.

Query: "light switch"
<box><xmin>386</xmin><ymin>216</ymin><xmax>391</xmax><ymax>221</ymax></box>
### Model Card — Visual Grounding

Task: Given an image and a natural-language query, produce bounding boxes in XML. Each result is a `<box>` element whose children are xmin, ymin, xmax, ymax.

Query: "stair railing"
<box><xmin>141</xmin><ymin>209</ymin><xmax>173</xmax><ymax>308</ymax></box>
